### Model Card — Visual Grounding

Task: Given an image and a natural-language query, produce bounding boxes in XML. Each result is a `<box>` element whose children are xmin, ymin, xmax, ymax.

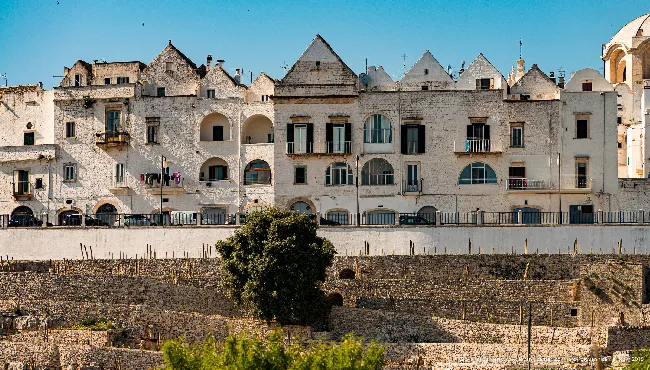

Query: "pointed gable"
<box><xmin>510</xmin><ymin>64</ymin><xmax>560</xmax><ymax>100</ymax></box>
<box><xmin>276</xmin><ymin>35</ymin><xmax>358</xmax><ymax>97</ymax></box>
<box><xmin>247</xmin><ymin>72</ymin><xmax>276</xmax><ymax>102</ymax></box>
<box><xmin>365</xmin><ymin>66</ymin><xmax>395</xmax><ymax>91</ymax></box>
<box><xmin>456</xmin><ymin>53</ymin><xmax>507</xmax><ymax>90</ymax></box>
<box><xmin>400</xmin><ymin>51</ymin><xmax>453</xmax><ymax>90</ymax></box>
<box><xmin>60</xmin><ymin>60</ymin><xmax>92</xmax><ymax>87</ymax></box>
<box><xmin>141</xmin><ymin>41</ymin><xmax>200</xmax><ymax>96</ymax></box>
<box><xmin>563</xmin><ymin>68</ymin><xmax>614</xmax><ymax>92</ymax></box>
<box><xmin>199</xmin><ymin>65</ymin><xmax>242</xmax><ymax>99</ymax></box>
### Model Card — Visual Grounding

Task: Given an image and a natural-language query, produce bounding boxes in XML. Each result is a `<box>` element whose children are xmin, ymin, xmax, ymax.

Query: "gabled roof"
<box><xmin>72</xmin><ymin>60</ymin><xmax>92</xmax><ymax>74</ymax></box>
<box><xmin>167</xmin><ymin>41</ymin><xmax>198</xmax><ymax>70</ymax></box>
<box><xmin>511</xmin><ymin>64</ymin><xmax>558</xmax><ymax>90</ymax></box>
<box><xmin>281</xmin><ymin>34</ymin><xmax>356</xmax><ymax>83</ymax></box>
<box><xmin>401</xmin><ymin>50</ymin><xmax>452</xmax><ymax>83</ymax></box>
<box><xmin>202</xmin><ymin>64</ymin><xmax>239</xmax><ymax>86</ymax></box>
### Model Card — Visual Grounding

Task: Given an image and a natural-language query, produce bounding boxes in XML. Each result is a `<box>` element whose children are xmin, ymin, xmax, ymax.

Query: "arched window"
<box><xmin>326</xmin><ymin>210</ymin><xmax>349</xmax><ymax>225</ymax></box>
<box><xmin>200</xmin><ymin>157</ymin><xmax>228</xmax><ymax>181</ymax></box>
<box><xmin>244</xmin><ymin>160</ymin><xmax>271</xmax><ymax>185</ymax></box>
<box><xmin>325</xmin><ymin>162</ymin><xmax>353</xmax><ymax>186</ymax></box>
<box><xmin>290</xmin><ymin>201</ymin><xmax>312</xmax><ymax>215</ymax></box>
<box><xmin>328</xmin><ymin>292</ymin><xmax>344</xmax><ymax>306</ymax></box>
<box><xmin>365</xmin><ymin>210</ymin><xmax>396</xmax><ymax>225</ymax></box>
<box><xmin>97</xmin><ymin>204</ymin><xmax>117</xmax><ymax>214</ymax></box>
<box><xmin>364</xmin><ymin>114</ymin><xmax>392</xmax><ymax>143</ymax></box>
<box><xmin>58</xmin><ymin>209</ymin><xmax>81</xmax><ymax>226</ymax></box>
<box><xmin>96</xmin><ymin>203</ymin><xmax>118</xmax><ymax>226</ymax></box>
<box><xmin>458</xmin><ymin>162</ymin><xmax>497</xmax><ymax>184</ymax></box>
<box><xmin>417</xmin><ymin>206</ymin><xmax>438</xmax><ymax>223</ymax></box>
<box><xmin>362</xmin><ymin>158</ymin><xmax>394</xmax><ymax>185</ymax></box>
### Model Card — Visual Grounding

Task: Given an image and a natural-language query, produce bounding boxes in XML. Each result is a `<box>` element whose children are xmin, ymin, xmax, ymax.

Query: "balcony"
<box><xmin>286</xmin><ymin>142</ymin><xmax>313</xmax><ymax>155</ymax></box>
<box><xmin>145</xmin><ymin>179</ymin><xmax>185</xmax><ymax>195</ymax></box>
<box><xmin>12</xmin><ymin>181</ymin><xmax>32</xmax><ymax>200</ymax></box>
<box><xmin>325</xmin><ymin>141</ymin><xmax>352</xmax><ymax>154</ymax></box>
<box><xmin>96</xmin><ymin>131</ymin><xmax>129</xmax><ymax>148</ymax></box>
<box><xmin>454</xmin><ymin>139</ymin><xmax>501</xmax><ymax>155</ymax></box>
<box><xmin>506</xmin><ymin>178</ymin><xmax>551</xmax><ymax>190</ymax></box>
<box><xmin>403</xmin><ymin>180</ymin><xmax>422</xmax><ymax>194</ymax></box>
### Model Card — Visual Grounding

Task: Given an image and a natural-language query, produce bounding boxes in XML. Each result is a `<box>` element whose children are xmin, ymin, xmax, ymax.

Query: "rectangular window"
<box><xmin>165</xmin><ymin>62</ymin><xmax>173</xmax><ymax>71</ymax></box>
<box><xmin>157</xmin><ymin>87</ymin><xmax>166</xmax><ymax>97</ymax></box>
<box><xmin>63</xmin><ymin>164</ymin><xmax>77</xmax><ymax>182</ymax></box>
<box><xmin>333</xmin><ymin>124</ymin><xmax>345</xmax><ymax>153</ymax></box>
<box><xmin>13</xmin><ymin>170</ymin><xmax>29</xmax><ymax>195</ymax></box>
<box><xmin>213</xmin><ymin>125</ymin><xmax>224</xmax><ymax>141</ymax></box>
<box><xmin>104</xmin><ymin>78</ymin><xmax>111</xmax><ymax>85</ymax></box>
<box><xmin>576</xmin><ymin>159</ymin><xmax>588</xmax><ymax>188</ymax></box>
<box><xmin>576</xmin><ymin>119</ymin><xmax>588</xmax><ymax>139</ymax></box>
<box><xmin>267</xmin><ymin>133</ymin><xmax>274</xmax><ymax>143</ymax></box>
<box><xmin>74</xmin><ymin>74</ymin><xmax>81</xmax><ymax>87</ymax></box>
<box><xmin>617</xmin><ymin>117</ymin><xmax>622</xmax><ymax>124</ymax></box>
<box><xmin>582</xmin><ymin>81</ymin><xmax>593</xmax><ymax>91</ymax></box>
<box><xmin>476</xmin><ymin>78</ymin><xmax>493</xmax><ymax>90</ymax></box>
<box><xmin>65</xmin><ymin>122</ymin><xmax>75</xmax><ymax>138</ymax></box>
<box><xmin>406</xmin><ymin>126</ymin><xmax>418</xmax><ymax>153</ymax></box>
<box><xmin>406</xmin><ymin>163</ymin><xmax>419</xmax><ymax>192</ymax></box>
<box><xmin>421</xmin><ymin>85</ymin><xmax>429</xmax><ymax>91</ymax></box>
<box><xmin>117</xmin><ymin>77</ymin><xmax>129</xmax><ymax>84</ymax></box>
<box><xmin>294</xmin><ymin>124</ymin><xmax>307</xmax><ymax>154</ymax></box>
<box><xmin>207</xmin><ymin>89</ymin><xmax>215</xmax><ymax>98</ymax></box>
<box><xmin>208</xmin><ymin>165</ymin><xmax>227</xmax><ymax>181</ymax></box>
<box><xmin>618</xmin><ymin>142</ymin><xmax>623</xmax><ymax>148</ymax></box>
<box><xmin>106</xmin><ymin>110</ymin><xmax>121</xmax><ymax>133</ymax></box>
<box><xmin>295</xmin><ymin>166</ymin><xmax>307</xmax><ymax>184</ymax></box>
<box><xmin>35</xmin><ymin>178</ymin><xmax>43</xmax><ymax>189</ymax></box>
<box><xmin>115</xmin><ymin>163</ymin><xmax>125</xmax><ymax>184</ymax></box>
<box><xmin>23</xmin><ymin>132</ymin><xmax>35</xmax><ymax>146</ymax></box>
<box><xmin>511</xmin><ymin>126</ymin><xmax>523</xmax><ymax>147</ymax></box>
<box><xmin>146</xmin><ymin>117</ymin><xmax>160</xmax><ymax>144</ymax></box>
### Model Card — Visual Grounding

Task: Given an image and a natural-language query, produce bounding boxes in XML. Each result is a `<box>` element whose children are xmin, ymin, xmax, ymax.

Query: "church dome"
<box><xmin>608</xmin><ymin>13</ymin><xmax>650</xmax><ymax>49</ymax></box>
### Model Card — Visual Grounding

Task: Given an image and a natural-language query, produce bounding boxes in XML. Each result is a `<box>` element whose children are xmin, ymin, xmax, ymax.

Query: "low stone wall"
<box><xmin>0</xmin><ymin>272</ymin><xmax>236</xmax><ymax>316</ymax></box>
<box><xmin>8</xmin><ymin>328</ymin><xmax>114</xmax><ymax>347</ymax></box>
<box><xmin>329</xmin><ymin>307</ymin><xmax>604</xmax><ymax>345</ymax></box>
<box><xmin>606</xmin><ymin>327</ymin><xmax>650</xmax><ymax>351</ymax></box>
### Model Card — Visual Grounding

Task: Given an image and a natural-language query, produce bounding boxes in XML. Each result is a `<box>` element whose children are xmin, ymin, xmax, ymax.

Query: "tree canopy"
<box><xmin>215</xmin><ymin>208</ymin><xmax>337</xmax><ymax>326</ymax></box>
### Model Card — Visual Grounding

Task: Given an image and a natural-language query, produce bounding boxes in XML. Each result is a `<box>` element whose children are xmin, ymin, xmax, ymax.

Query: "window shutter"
<box><xmin>286</xmin><ymin>123</ymin><xmax>294</xmax><ymax>143</ymax></box>
<box><xmin>475</xmin><ymin>79</ymin><xmax>480</xmax><ymax>89</ymax></box>
<box><xmin>418</xmin><ymin>125</ymin><xmax>426</xmax><ymax>153</ymax></box>
<box><xmin>306</xmin><ymin>123</ymin><xmax>314</xmax><ymax>153</ymax></box>
<box><xmin>209</xmin><ymin>166</ymin><xmax>216</xmax><ymax>181</ymax></box>
<box><xmin>223</xmin><ymin>166</ymin><xmax>228</xmax><ymax>180</ymax></box>
<box><xmin>326</xmin><ymin>123</ymin><xmax>333</xmax><ymax>153</ymax></box>
<box><xmin>344</xmin><ymin>122</ymin><xmax>351</xmax><ymax>153</ymax></box>
<box><xmin>325</xmin><ymin>165</ymin><xmax>330</xmax><ymax>185</ymax></box>
<box><xmin>466</xmin><ymin>125</ymin><xmax>473</xmax><ymax>140</ymax></box>
<box><xmin>484</xmin><ymin>125</ymin><xmax>490</xmax><ymax>140</ymax></box>
<box><xmin>401</xmin><ymin>125</ymin><xmax>408</xmax><ymax>154</ymax></box>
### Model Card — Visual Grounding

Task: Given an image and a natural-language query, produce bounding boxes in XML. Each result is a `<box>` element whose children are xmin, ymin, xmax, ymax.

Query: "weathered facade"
<box><xmin>0</xmin><ymin>20</ymin><xmax>647</xmax><ymax>226</ymax></box>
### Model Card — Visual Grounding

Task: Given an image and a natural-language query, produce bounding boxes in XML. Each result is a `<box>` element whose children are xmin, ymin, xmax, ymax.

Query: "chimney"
<box><xmin>558</xmin><ymin>76</ymin><xmax>565</xmax><ymax>89</ymax></box>
<box><xmin>206</xmin><ymin>55</ymin><xmax>212</xmax><ymax>71</ymax></box>
<box><xmin>234</xmin><ymin>68</ymin><xmax>241</xmax><ymax>84</ymax></box>
<box><xmin>216</xmin><ymin>59</ymin><xmax>225</xmax><ymax>68</ymax></box>
<box><xmin>64</xmin><ymin>67</ymin><xmax>70</xmax><ymax>75</ymax></box>
<box><xmin>549</xmin><ymin>71</ymin><xmax>556</xmax><ymax>84</ymax></box>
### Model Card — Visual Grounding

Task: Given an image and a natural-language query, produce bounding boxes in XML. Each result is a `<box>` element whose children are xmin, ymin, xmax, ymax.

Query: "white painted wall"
<box><xmin>1</xmin><ymin>225</ymin><xmax>649</xmax><ymax>260</ymax></box>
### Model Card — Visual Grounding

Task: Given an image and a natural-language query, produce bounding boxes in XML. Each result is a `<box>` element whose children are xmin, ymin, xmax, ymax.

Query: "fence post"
<box><xmin>477</xmin><ymin>211</ymin><xmax>484</xmax><ymax>225</ymax></box>
<box><xmin>196</xmin><ymin>212</ymin><xmax>202</xmax><ymax>226</ymax></box>
<box><xmin>235</xmin><ymin>212</ymin><xmax>241</xmax><ymax>226</ymax></box>
<box><xmin>597</xmin><ymin>209</ymin><xmax>603</xmax><ymax>224</ymax></box>
<box><xmin>81</xmin><ymin>213</ymin><xmax>86</xmax><ymax>227</ymax></box>
<box><xmin>638</xmin><ymin>210</ymin><xmax>644</xmax><ymax>225</ymax></box>
<box><xmin>518</xmin><ymin>210</ymin><xmax>523</xmax><ymax>225</ymax></box>
<box><xmin>435</xmin><ymin>211</ymin><xmax>441</xmax><ymax>226</ymax></box>
<box><xmin>394</xmin><ymin>213</ymin><xmax>399</xmax><ymax>226</ymax></box>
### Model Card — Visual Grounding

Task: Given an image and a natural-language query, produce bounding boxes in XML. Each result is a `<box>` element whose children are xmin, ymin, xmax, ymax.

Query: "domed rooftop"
<box><xmin>608</xmin><ymin>13</ymin><xmax>650</xmax><ymax>49</ymax></box>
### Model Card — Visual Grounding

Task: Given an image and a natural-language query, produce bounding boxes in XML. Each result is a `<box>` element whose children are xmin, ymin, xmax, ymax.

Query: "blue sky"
<box><xmin>1</xmin><ymin>0</ymin><xmax>648</xmax><ymax>88</ymax></box>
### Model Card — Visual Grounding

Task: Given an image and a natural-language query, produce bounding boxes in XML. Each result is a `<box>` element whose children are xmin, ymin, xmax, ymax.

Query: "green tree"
<box><xmin>162</xmin><ymin>331</ymin><xmax>385</xmax><ymax>370</ymax></box>
<box><xmin>216</xmin><ymin>208</ymin><xmax>336</xmax><ymax>326</ymax></box>
<box><xmin>628</xmin><ymin>349</ymin><xmax>650</xmax><ymax>369</ymax></box>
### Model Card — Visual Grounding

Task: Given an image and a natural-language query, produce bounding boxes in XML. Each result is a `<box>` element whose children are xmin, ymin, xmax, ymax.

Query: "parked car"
<box><xmin>320</xmin><ymin>217</ymin><xmax>342</xmax><ymax>226</ymax></box>
<box><xmin>399</xmin><ymin>215</ymin><xmax>433</xmax><ymax>225</ymax></box>
<box><xmin>63</xmin><ymin>214</ymin><xmax>107</xmax><ymax>226</ymax></box>
<box><xmin>124</xmin><ymin>214</ymin><xmax>155</xmax><ymax>226</ymax></box>
<box><xmin>8</xmin><ymin>214</ymin><xmax>43</xmax><ymax>227</ymax></box>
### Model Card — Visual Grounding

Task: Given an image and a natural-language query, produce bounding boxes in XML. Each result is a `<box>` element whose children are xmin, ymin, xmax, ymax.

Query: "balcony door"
<box><xmin>333</xmin><ymin>124</ymin><xmax>345</xmax><ymax>153</ymax></box>
<box><xmin>466</xmin><ymin>123</ymin><xmax>490</xmax><ymax>152</ymax></box>
<box><xmin>294</xmin><ymin>125</ymin><xmax>307</xmax><ymax>154</ymax></box>
<box><xmin>508</xmin><ymin>166</ymin><xmax>525</xmax><ymax>189</ymax></box>
<box><xmin>406</xmin><ymin>163</ymin><xmax>419</xmax><ymax>192</ymax></box>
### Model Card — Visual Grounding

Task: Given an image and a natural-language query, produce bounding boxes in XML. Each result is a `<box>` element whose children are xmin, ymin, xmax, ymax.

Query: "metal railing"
<box><xmin>0</xmin><ymin>214</ymin><xmax>7</xmax><ymax>228</ymax></box>
<box><xmin>286</xmin><ymin>141</ymin><xmax>313</xmax><ymax>154</ymax></box>
<box><xmin>402</xmin><ymin>180</ymin><xmax>421</xmax><ymax>193</ymax></box>
<box><xmin>364</xmin><ymin>174</ymin><xmax>394</xmax><ymax>186</ymax></box>
<box><xmin>321</xmin><ymin>213</ymin><xmax>353</xmax><ymax>226</ymax></box>
<box><xmin>363</xmin><ymin>128</ymin><xmax>392</xmax><ymax>144</ymax></box>
<box><xmin>12</xmin><ymin>181</ymin><xmax>31</xmax><ymax>198</ymax></box>
<box><xmin>96</xmin><ymin>131</ymin><xmax>130</xmax><ymax>145</ymax></box>
<box><xmin>362</xmin><ymin>212</ymin><xmax>396</xmax><ymax>225</ymax></box>
<box><xmin>506</xmin><ymin>178</ymin><xmax>550</xmax><ymax>190</ymax></box>
<box><xmin>325</xmin><ymin>141</ymin><xmax>352</xmax><ymax>154</ymax></box>
<box><xmin>465</xmin><ymin>139</ymin><xmax>490</xmax><ymax>153</ymax></box>
<box><xmin>398</xmin><ymin>213</ymin><xmax>435</xmax><ymax>225</ymax></box>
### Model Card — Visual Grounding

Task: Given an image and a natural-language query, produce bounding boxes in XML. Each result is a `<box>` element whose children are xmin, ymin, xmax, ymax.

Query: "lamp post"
<box><xmin>356</xmin><ymin>154</ymin><xmax>360</xmax><ymax>226</ymax></box>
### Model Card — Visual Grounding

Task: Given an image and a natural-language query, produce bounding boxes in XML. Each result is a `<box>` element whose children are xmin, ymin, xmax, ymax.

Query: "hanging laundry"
<box><xmin>140</xmin><ymin>173</ymin><xmax>145</xmax><ymax>182</ymax></box>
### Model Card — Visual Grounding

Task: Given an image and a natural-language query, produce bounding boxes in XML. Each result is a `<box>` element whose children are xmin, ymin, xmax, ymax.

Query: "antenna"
<box><xmin>519</xmin><ymin>38</ymin><xmax>523</xmax><ymax>59</ymax></box>
<box><xmin>401</xmin><ymin>54</ymin><xmax>407</xmax><ymax>77</ymax></box>
<box><xmin>281</xmin><ymin>61</ymin><xmax>289</xmax><ymax>74</ymax></box>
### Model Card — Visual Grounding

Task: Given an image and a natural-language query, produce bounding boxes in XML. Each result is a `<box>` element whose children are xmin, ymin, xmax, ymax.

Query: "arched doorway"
<box><xmin>11</xmin><ymin>206</ymin><xmax>33</xmax><ymax>216</ymax></box>
<box><xmin>199</xmin><ymin>112</ymin><xmax>230</xmax><ymax>142</ymax></box>
<box><xmin>290</xmin><ymin>201</ymin><xmax>313</xmax><ymax>215</ymax></box>
<box><xmin>417</xmin><ymin>206</ymin><xmax>437</xmax><ymax>223</ymax></box>
<box><xmin>58</xmin><ymin>209</ymin><xmax>81</xmax><ymax>226</ymax></box>
<box><xmin>96</xmin><ymin>203</ymin><xmax>118</xmax><ymax>226</ymax></box>
<box><xmin>328</xmin><ymin>292</ymin><xmax>344</xmax><ymax>306</ymax></box>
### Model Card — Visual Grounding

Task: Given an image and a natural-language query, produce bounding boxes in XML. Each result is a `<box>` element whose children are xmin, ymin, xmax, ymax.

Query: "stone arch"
<box><xmin>243</xmin><ymin>159</ymin><xmax>271</xmax><ymax>185</ymax></box>
<box><xmin>242</xmin><ymin>114</ymin><xmax>273</xmax><ymax>144</ymax></box>
<box><xmin>361</xmin><ymin>158</ymin><xmax>394</xmax><ymax>185</ymax></box>
<box><xmin>609</xmin><ymin>48</ymin><xmax>626</xmax><ymax>84</ymax></box>
<box><xmin>11</xmin><ymin>206</ymin><xmax>33</xmax><ymax>216</ymax></box>
<box><xmin>458</xmin><ymin>162</ymin><xmax>497</xmax><ymax>184</ymax></box>
<box><xmin>328</xmin><ymin>292</ymin><xmax>344</xmax><ymax>306</ymax></box>
<box><xmin>56</xmin><ymin>207</ymin><xmax>82</xmax><ymax>226</ymax></box>
<box><xmin>289</xmin><ymin>201</ymin><xmax>313</xmax><ymax>215</ymax></box>
<box><xmin>286</xmin><ymin>197</ymin><xmax>316</xmax><ymax>215</ymax></box>
<box><xmin>200</xmin><ymin>157</ymin><xmax>229</xmax><ymax>181</ymax></box>
<box><xmin>338</xmin><ymin>268</ymin><xmax>356</xmax><ymax>279</ymax></box>
<box><xmin>325</xmin><ymin>208</ymin><xmax>350</xmax><ymax>224</ymax></box>
<box><xmin>363</xmin><ymin>114</ymin><xmax>393</xmax><ymax>143</ymax></box>
<box><xmin>92</xmin><ymin>201</ymin><xmax>120</xmax><ymax>214</ymax></box>
<box><xmin>417</xmin><ymin>206</ymin><xmax>438</xmax><ymax>223</ymax></box>
<box><xmin>199</xmin><ymin>112</ymin><xmax>230</xmax><ymax>142</ymax></box>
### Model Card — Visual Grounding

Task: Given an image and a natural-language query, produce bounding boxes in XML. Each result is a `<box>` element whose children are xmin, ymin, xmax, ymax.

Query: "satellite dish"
<box><xmin>359</xmin><ymin>73</ymin><xmax>371</xmax><ymax>84</ymax></box>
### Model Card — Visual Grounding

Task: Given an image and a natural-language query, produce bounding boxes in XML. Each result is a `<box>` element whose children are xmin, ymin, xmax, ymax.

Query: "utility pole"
<box><xmin>160</xmin><ymin>155</ymin><xmax>166</xmax><ymax>222</ymax></box>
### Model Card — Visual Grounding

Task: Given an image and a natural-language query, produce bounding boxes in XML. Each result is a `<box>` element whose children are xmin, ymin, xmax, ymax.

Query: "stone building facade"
<box><xmin>0</xmin><ymin>19</ymin><xmax>646</xmax><ymax>225</ymax></box>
